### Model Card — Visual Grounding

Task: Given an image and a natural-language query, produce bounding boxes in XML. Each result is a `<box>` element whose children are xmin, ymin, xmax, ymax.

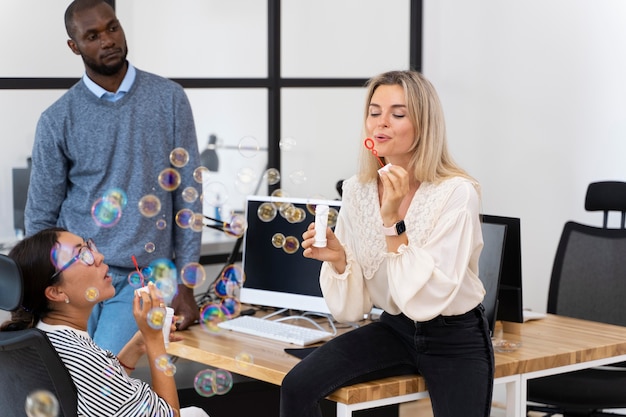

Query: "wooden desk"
<box><xmin>168</xmin><ymin>314</ymin><xmax>626</xmax><ymax>417</ymax></box>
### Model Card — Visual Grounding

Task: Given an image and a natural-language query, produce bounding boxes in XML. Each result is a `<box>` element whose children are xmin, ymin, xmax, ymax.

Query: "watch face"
<box><xmin>395</xmin><ymin>220</ymin><xmax>406</xmax><ymax>235</ymax></box>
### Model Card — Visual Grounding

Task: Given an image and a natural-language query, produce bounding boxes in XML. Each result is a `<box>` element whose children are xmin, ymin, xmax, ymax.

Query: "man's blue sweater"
<box><xmin>26</xmin><ymin>68</ymin><xmax>202</xmax><ymax>275</ymax></box>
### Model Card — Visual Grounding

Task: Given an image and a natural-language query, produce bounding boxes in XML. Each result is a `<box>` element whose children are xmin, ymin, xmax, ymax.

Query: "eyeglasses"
<box><xmin>50</xmin><ymin>238</ymin><xmax>99</xmax><ymax>280</ymax></box>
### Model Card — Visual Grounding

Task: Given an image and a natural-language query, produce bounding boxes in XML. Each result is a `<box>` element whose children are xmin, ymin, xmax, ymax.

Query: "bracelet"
<box><xmin>117</xmin><ymin>357</ymin><xmax>136</xmax><ymax>371</ymax></box>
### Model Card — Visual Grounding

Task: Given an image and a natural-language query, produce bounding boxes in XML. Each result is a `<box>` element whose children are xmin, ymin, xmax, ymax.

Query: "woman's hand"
<box><xmin>302</xmin><ymin>222</ymin><xmax>347</xmax><ymax>274</ymax></box>
<box><xmin>133</xmin><ymin>282</ymin><xmax>167</xmax><ymax>345</ymax></box>
<box><xmin>378</xmin><ymin>164</ymin><xmax>410</xmax><ymax>226</ymax></box>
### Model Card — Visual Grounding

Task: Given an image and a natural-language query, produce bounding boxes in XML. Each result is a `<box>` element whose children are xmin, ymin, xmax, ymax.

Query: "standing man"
<box><xmin>25</xmin><ymin>0</ymin><xmax>202</xmax><ymax>354</ymax></box>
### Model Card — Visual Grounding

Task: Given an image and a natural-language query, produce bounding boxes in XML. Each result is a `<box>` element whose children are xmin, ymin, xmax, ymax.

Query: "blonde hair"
<box><xmin>357</xmin><ymin>70</ymin><xmax>475</xmax><ymax>185</ymax></box>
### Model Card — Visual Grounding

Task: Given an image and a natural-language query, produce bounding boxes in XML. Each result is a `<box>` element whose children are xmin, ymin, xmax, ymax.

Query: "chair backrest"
<box><xmin>585</xmin><ymin>181</ymin><xmax>626</xmax><ymax>228</ymax></box>
<box><xmin>547</xmin><ymin>223</ymin><xmax>626</xmax><ymax>326</ymax></box>
<box><xmin>548</xmin><ymin>181</ymin><xmax>626</xmax><ymax>326</ymax></box>
<box><xmin>0</xmin><ymin>252</ymin><xmax>23</xmax><ymax>311</ymax></box>
<box><xmin>0</xmin><ymin>329</ymin><xmax>78</xmax><ymax>417</ymax></box>
<box><xmin>0</xmin><ymin>254</ymin><xmax>78</xmax><ymax>417</ymax></box>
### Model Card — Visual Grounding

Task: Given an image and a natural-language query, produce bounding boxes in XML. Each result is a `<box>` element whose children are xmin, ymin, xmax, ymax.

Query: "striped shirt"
<box><xmin>37</xmin><ymin>322</ymin><xmax>174</xmax><ymax>417</ymax></box>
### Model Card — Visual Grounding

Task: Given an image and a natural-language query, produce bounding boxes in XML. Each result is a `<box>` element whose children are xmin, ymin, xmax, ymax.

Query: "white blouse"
<box><xmin>320</xmin><ymin>175</ymin><xmax>485</xmax><ymax>323</ymax></box>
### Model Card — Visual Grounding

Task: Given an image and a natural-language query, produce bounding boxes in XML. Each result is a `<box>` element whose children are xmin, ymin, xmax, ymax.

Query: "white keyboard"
<box><xmin>217</xmin><ymin>315</ymin><xmax>333</xmax><ymax>346</ymax></box>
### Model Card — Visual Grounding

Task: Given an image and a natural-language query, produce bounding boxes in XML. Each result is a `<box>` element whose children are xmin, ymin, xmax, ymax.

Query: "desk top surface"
<box><xmin>168</xmin><ymin>312</ymin><xmax>626</xmax><ymax>388</ymax></box>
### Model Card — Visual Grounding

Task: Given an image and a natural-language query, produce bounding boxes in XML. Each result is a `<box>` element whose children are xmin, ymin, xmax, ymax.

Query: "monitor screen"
<box><xmin>12</xmin><ymin>167</ymin><xmax>31</xmax><ymax>235</ymax></box>
<box><xmin>478</xmin><ymin>219</ymin><xmax>507</xmax><ymax>333</ymax></box>
<box><xmin>481</xmin><ymin>214</ymin><xmax>524</xmax><ymax>323</ymax></box>
<box><xmin>240</xmin><ymin>195</ymin><xmax>342</xmax><ymax>314</ymax></box>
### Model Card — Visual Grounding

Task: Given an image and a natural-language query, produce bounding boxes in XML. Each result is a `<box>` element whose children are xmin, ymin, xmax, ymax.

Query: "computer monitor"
<box><xmin>240</xmin><ymin>195</ymin><xmax>342</xmax><ymax>315</ymax></box>
<box><xmin>12</xmin><ymin>166</ymin><xmax>31</xmax><ymax>236</ymax></box>
<box><xmin>478</xmin><ymin>219</ymin><xmax>507</xmax><ymax>334</ymax></box>
<box><xmin>481</xmin><ymin>214</ymin><xmax>524</xmax><ymax>323</ymax></box>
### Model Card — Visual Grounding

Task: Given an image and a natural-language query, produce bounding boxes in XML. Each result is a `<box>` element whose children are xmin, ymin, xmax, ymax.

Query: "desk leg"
<box><xmin>494</xmin><ymin>375</ymin><xmax>521</xmax><ymax>417</ymax></box>
<box><xmin>335</xmin><ymin>393</ymin><xmax>428</xmax><ymax>417</ymax></box>
<box><xmin>336</xmin><ymin>403</ymin><xmax>351</xmax><ymax>417</ymax></box>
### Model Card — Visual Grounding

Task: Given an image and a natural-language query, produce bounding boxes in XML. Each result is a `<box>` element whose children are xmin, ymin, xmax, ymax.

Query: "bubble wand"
<box><xmin>364</xmin><ymin>138</ymin><xmax>386</xmax><ymax>168</ymax></box>
<box><xmin>203</xmin><ymin>215</ymin><xmax>230</xmax><ymax>233</ymax></box>
<box><xmin>131</xmin><ymin>254</ymin><xmax>145</xmax><ymax>286</ymax></box>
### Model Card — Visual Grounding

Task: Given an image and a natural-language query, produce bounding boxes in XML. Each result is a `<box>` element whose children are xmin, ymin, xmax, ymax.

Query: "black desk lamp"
<box><xmin>200</xmin><ymin>134</ymin><xmax>219</xmax><ymax>172</ymax></box>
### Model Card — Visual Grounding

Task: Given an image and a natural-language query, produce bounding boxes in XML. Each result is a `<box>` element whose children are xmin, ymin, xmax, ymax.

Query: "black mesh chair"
<box><xmin>527</xmin><ymin>181</ymin><xmax>626</xmax><ymax>417</ymax></box>
<box><xmin>0</xmin><ymin>254</ymin><xmax>78</xmax><ymax>417</ymax></box>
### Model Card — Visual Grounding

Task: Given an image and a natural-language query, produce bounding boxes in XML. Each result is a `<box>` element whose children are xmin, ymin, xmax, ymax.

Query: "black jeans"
<box><xmin>279</xmin><ymin>305</ymin><xmax>494</xmax><ymax>417</ymax></box>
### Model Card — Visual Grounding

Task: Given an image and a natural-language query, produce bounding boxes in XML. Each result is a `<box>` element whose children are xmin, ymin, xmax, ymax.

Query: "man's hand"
<box><xmin>171</xmin><ymin>284</ymin><xmax>199</xmax><ymax>330</ymax></box>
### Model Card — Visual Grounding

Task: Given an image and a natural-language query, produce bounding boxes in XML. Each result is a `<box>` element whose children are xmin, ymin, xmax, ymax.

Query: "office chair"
<box><xmin>0</xmin><ymin>254</ymin><xmax>78</xmax><ymax>417</ymax></box>
<box><xmin>527</xmin><ymin>181</ymin><xmax>626</xmax><ymax>417</ymax></box>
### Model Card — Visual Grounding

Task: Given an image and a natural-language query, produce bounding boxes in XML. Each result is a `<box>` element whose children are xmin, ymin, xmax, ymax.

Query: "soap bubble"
<box><xmin>103</xmin><ymin>364</ymin><xmax>116</xmax><ymax>379</ymax></box>
<box><xmin>224</xmin><ymin>214</ymin><xmax>247</xmax><ymax>237</ymax></box>
<box><xmin>272</xmin><ymin>233</ymin><xmax>286</xmax><ymax>248</ymax></box>
<box><xmin>236</xmin><ymin>166</ymin><xmax>257</xmax><ymax>186</ymax></box>
<box><xmin>328</xmin><ymin>208</ymin><xmax>339</xmax><ymax>228</ymax></box>
<box><xmin>155</xmin><ymin>354</ymin><xmax>176</xmax><ymax>376</ymax></box>
<box><xmin>181</xmin><ymin>262</ymin><xmax>206</xmax><ymax>289</ymax></box>
<box><xmin>283</xmin><ymin>236</ymin><xmax>300</xmax><ymax>254</ymax></box>
<box><xmin>257</xmin><ymin>202</ymin><xmax>277</xmax><ymax>222</ymax></box>
<box><xmin>85</xmin><ymin>287</ymin><xmax>99</xmax><ymax>302</ymax></box>
<box><xmin>284</xmin><ymin>206</ymin><xmax>306</xmax><ymax>224</ymax></box>
<box><xmin>199</xmin><ymin>302</ymin><xmax>230</xmax><ymax>333</ymax></box>
<box><xmin>221</xmin><ymin>296</ymin><xmax>241</xmax><ymax>317</ymax></box>
<box><xmin>158</xmin><ymin>168</ymin><xmax>181</xmax><ymax>192</ymax></box>
<box><xmin>190</xmin><ymin>212</ymin><xmax>205</xmax><ymax>232</ymax></box>
<box><xmin>25</xmin><ymin>390</ymin><xmax>59</xmax><ymax>417</ymax></box>
<box><xmin>182</xmin><ymin>186</ymin><xmax>199</xmax><ymax>203</ymax></box>
<box><xmin>175</xmin><ymin>208</ymin><xmax>194</xmax><ymax>229</ymax></box>
<box><xmin>147</xmin><ymin>258</ymin><xmax>177</xmax><ymax>283</ymax></box>
<box><xmin>50</xmin><ymin>244</ymin><xmax>75</xmax><ymax>270</ymax></box>
<box><xmin>213</xmin><ymin>369</ymin><xmax>234</xmax><ymax>395</ymax></box>
<box><xmin>169</xmin><ymin>147</ymin><xmax>189</xmax><ymax>168</ymax></box>
<box><xmin>193</xmin><ymin>166</ymin><xmax>210</xmax><ymax>184</ymax></box>
<box><xmin>91</xmin><ymin>197</ymin><xmax>122</xmax><ymax>228</ymax></box>
<box><xmin>279</xmin><ymin>136</ymin><xmax>297</xmax><ymax>151</ymax></box>
<box><xmin>203</xmin><ymin>181</ymin><xmax>229</xmax><ymax>207</ymax></box>
<box><xmin>144</xmin><ymin>242</ymin><xmax>156</xmax><ymax>253</ymax></box>
<box><xmin>100</xmin><ymin>385</ymin><xmax>112</xmax><ymax>398</ymax></box>
<box><xmin>147</xmin><ymin>307</ymin><xmax>166</xmax><ymax>330</ymax></box>
<box><xmin>238</xmin><ymin>136</ymin><xmax>260</xmax><ymax>158</ymax></box>
<box><xmin>214</xmin><ymin>277</ymin><xmax>239</xmax><ymax>298</ymax></box>
<box><xmin>127</xmin><ymin>271</ymin><xmax>144</xmax><ymax>288</ymax></box>
<box><xmin>138</xmin><ymin>194</ymin><xmax>161</xmax><ymax>218</ymax></box>
<box><xmin>155</xmin><ymin>277</ymin><xmax>177</xmax><ymax>304</ymax></box>
<box><xmin>222</xmin><ymin>264</ymin><xmax>245</xmax><ymax>286</ymax></box>
<box><xmin>263</xmin><ymin>168</ymin><xmax>281</xmax><ymax>185</ymax></box>
<box><xmin>289</xmin><ymin>170</ymin><xmax>307</xmax><ymax>185</ymax></box>
<box><xmin>103</xmin><ymin>188</ymin><xmax>128</xmax><ymax>210</ymax></box>
<box><xmin>155</xmin><ymin>218</ymin><xmax>167</xmax><ymax>230</ymax></box>
<box><xmin>235</xmin><ymin>351</ymin><xmax>254</xmax><ymax>371</ymax></box>
<box><xmin>194</xmin><ymin>369</ymin><xmax>217</xmax><ymax>397</ymax></box>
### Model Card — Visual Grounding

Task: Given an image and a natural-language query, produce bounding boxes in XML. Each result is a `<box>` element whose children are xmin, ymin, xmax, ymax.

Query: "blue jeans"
<box><xmin>280</xmin><ymin>305</ymin><xmax>494</xmax><ymax>417</ymax></box>
<box><xmin>88</xmin><ymin>267</ymin><xmax>138</xmax><ymax>354</ymax></box>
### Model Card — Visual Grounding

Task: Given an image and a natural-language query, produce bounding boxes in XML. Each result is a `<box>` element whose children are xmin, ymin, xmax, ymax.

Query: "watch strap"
<box><xmin>382</xmin><ymin>220</ymin><xmax>406</xmax><ymax>236</ymax></box>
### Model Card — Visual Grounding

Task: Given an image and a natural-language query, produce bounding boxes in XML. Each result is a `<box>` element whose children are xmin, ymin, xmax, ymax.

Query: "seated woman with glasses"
<box><xmin>0</xmin><ymin>227</ymin><xmax>210</xmax><ymax>417</ymax></box>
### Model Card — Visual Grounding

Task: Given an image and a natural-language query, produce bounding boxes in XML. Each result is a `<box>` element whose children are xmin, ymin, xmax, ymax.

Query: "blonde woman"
<box><xmin>280</xmin><ymin>70</ymin><xmax>493</xmax><ymax>417</ymax></box>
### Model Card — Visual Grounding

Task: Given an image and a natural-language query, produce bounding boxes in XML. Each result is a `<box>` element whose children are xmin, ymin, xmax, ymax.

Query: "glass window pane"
<box><xmin>1</xmin><ymin>2</ymin><xmax>82</xmax><ymax>77</ymax></box>
<box><xmin>282</xmin><ymin>0</ymin><xmax>410</xmax><ymax>78</ymax></box>
<box><xmin>186</xmin><ymin>88</ymin><xmax>268</xmax><ymax>212</ymax></box>
<box><xmin>118</xmin><ymin>0</ymin><xmax>267</xmax><ymax>78</ymax></box>
<box><xmin>280</xmin><ymin>88</ymin><xmax>366</xmax><ymax>200</ymax></box>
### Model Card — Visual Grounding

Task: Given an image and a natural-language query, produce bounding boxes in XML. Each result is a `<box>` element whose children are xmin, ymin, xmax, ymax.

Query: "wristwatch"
<box><xmin>382</xmin><ymin>220</ymin><xmax>406</xmax><ymax>236</ymax></box>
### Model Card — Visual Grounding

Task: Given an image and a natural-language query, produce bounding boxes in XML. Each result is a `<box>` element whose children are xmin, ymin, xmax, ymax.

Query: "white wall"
<box><xmin>4</xmin><ymin>0</ymin><xmax>626</xmax><ymax>313</ymax></box>
<box><xmin>423</xmin><ymin>0</ymin><xmax>626</xmax><ymax>311</ymax></box>
<box><xmin>0</xmin><ymin>0</ymin><xmax>408</xmax><ymax>239</ymax></box>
